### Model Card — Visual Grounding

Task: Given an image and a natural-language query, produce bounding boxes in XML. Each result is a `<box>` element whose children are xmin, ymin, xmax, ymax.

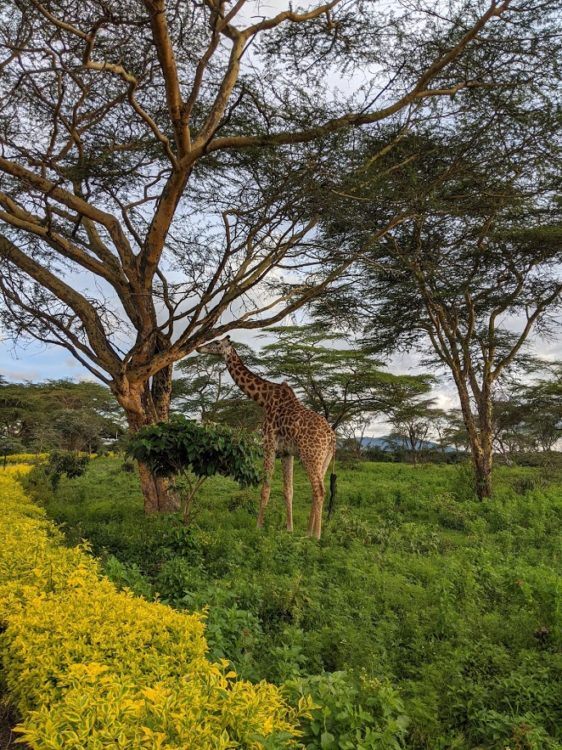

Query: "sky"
<box><xmin>0</xmin><ymin>339</ymin><xmax>82</xmax><ymax>382</ymax></box>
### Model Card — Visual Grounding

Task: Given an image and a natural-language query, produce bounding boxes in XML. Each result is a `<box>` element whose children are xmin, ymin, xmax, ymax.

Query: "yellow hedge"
<box><xmin>2</xmin><ymin>452</ymin><xmax>99</xmax><ymax>465</ymax></box>
<box><xmin>0</xmin><ymin>469</ymin><xmax>311</xmax><ymax>749</ymax></box>
<box><xmin>2</xmin><ymin>452</ymin><xmax>49</xmax><ymax>464</ymax></box>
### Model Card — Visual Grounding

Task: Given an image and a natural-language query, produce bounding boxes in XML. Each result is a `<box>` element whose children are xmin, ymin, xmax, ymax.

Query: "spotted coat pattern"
<box><xmin>196</xmin><ymin>337</ymin><xmax>336</xmax><ymax>538</ymax></box>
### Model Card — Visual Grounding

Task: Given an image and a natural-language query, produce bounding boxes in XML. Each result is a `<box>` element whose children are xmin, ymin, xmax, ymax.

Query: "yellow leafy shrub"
<box><xmin>2</xmin><ymin>452</ymin><xmax>96</xmax><ymax>465</ymax></box>
<box><xmin>0</xmin><ymin>471</ymin><xmax>311</xmax><ymax>749</ymax></box>
<box><xmin>1</xmin><ymin>453</ymin><xmax>49</xmax><ymax>464</ymax></box>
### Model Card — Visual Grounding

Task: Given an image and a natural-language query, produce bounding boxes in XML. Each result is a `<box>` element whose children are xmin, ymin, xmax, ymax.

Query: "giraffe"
<box><xmin>196</xmin><ymin>336</ymin><xmax>336</xmax><ymax>539</ymax></box>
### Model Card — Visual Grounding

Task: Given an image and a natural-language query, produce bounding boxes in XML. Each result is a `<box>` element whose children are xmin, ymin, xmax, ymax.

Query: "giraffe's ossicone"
<box><xmin>196</xmin><ymin>336</ymin><xmax>336</xmax><ymax>538</ymax></box>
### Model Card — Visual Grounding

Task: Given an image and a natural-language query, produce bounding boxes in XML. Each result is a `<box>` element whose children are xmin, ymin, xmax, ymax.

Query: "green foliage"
<box><xmin>286</xmin><ymin>672</ymin><xmax>409</xmax><ymax>750</ymax></box>
<box><xmin>45</xmin><ymin>451</ymin><xmax>90</xmax><ymax>491</ymax></box>
<box><xmin>103</xmin><ymin>555</ymin><xmax>154</xmax><ymax>599</ymax></box>
<box><xmin>127</xmin><ymin>416</ymin><xmax>261</xmax><ymax>486</ymax></box>
<box><xmin>0</xmin><ymin>436</ymin><xmax>23</xmax><ymax>456</ymax></box>
<box><xmin>0</xmin><ymin>379</ymin><xmax>124</xmax><ymax>453</ymax></box>
<box><xmin>29</xmin><ymin>458</ymin><xmax>562</xmax><ymax>750</ymax></box>
<box><xmin>494</xmin><ymin>368</ymin><xmax>562</xmax><ymax>456</ymax></box>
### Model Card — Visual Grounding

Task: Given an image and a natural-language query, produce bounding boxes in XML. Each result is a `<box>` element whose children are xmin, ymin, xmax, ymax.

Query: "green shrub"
<box><xmin>103</xmin><ymin>554</ymin><xmax>154</xmax><ymax>599</ymax></box>
<box><xmin>32</xmin><ymin>450</ymin><xmax>90</xmax><ymax>491</ymax></box>
<box><xmin>328</xmin><ymin>506</ymin><xmax>375</xmax><ymax>545</ymax></box>
<box><xmin>127</xmin><ymin>416</ymin><xmax>262</xmax><ymax>523</ymax></box>
<box><xmin>286</xmin><ymin>671</ymin><xmax>410</xmax><ymax>750</ymax></box>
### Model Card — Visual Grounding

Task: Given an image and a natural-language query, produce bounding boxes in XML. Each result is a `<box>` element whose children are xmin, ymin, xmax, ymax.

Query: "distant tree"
<box><xmin>0</xmin><ymin>379</ymin><xmax>125</xmax><ymax>452</ymax></box>
<box><xmin>493</xmin><ymin>370</ymin><xmax>562</xmax><ymax>457</ymax></box>
<box><xmin>259</xmin><ymin>325</ymin><xmax>432</xmax><ymax>438</ymax></box>
<box><xmin>429</xmin><ymin>409</ymin><xmax>455</xmax><ymax>455</ymax></box>
<box><xmin>44</xmin><ymin>451</ymin><xmax>90</xmax><ymax>491</ymax></box>
<box><xmin>519</xmin><ymin>371</ymin><xmax>562</xmax><ymax>453</ymax></box>
<box><xmin>441</xmin><ymin>410</ymin><xmax>471</xmax><ymax>455</ymax></box>
<box><xmin>0</xmin><ymin>435</ymin><xmax>24</xmax><ymax>467</ymax></box>
<box><xmin>387</xmin><ymin>398</ymin><xmax>443</xmax><ymax>464</ymax></box>
<box><xmin>0</xmin><ymin>380</ymin><xmax>37</xmax><ymax>445</ymax></box>
<box><xmin>205</xmin><ymin>398</ymin><xmax>264</xmax><ymax>433</ymax></box>
<box><xmin>491</xmin><ymin>397</ymin><xmax>531</xmax><ymax>458</ymax></box>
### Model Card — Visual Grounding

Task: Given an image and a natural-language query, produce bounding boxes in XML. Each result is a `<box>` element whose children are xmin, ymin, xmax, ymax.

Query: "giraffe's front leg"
<box><xmin>281</xmin><ymin>454</ymin><xmax>294</xmax><ymax>532</ymax></box>
<box><xmin>257</xmin><ymin>432</ymin><xmax>276</xmax><ymax>529</ymax></box>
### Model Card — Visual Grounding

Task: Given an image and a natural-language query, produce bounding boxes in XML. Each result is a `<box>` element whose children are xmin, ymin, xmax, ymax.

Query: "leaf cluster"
<box><xmin>127</xmin><ymin>416</ymin><xmax>262</xmax><ymax>488</ymax></box>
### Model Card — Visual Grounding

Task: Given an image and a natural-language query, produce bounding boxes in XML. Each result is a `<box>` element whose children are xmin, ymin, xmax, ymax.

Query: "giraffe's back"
<box><xmin>266</xmin><ymin>384</ymin><xmax>335</xmax><ymax>459</ymax></box>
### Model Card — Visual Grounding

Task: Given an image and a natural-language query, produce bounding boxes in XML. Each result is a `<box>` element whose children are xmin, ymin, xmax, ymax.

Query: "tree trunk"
<box><xmin>475</xmin><ymin>397</ymin><xmax>494</xmax><ymax>500</ymax></box>
<box><xmin>455</xmin><ymin>376</ymin><xmax>494</xmax><ymax>500</ymax></box>
<box><xmin>115</xmin><ymin>369</ymin><xmax>179</xmax><ymax>514</ymax></box>
<box><xmin>137</xmin><ymin>460</ymin><xmax>178</xmax><ymax>513</ymax></box>
<box><xmin>471</xmin><ymin>439</ymin><xmax>493</xmax><ymax>500</ymax></box>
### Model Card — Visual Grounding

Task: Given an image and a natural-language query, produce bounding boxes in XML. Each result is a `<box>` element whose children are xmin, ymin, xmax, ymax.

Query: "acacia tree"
<box><xmin>520</xmin><ymin>371</ymin><xmax>562</xmax><ymax>453</ymax></box>
<box><xmin>387</xmin><ymin>398</ymin><xmax>443</xmax><ymax>464</ymax></box>
<box><xmin>311</xmin><ymin>3</ymin><xmax>561</xmax><ymax>497</ymax></box>
<box><xmin>441</xmin><ymin>410</ymin><xmax>471</xmax><ymax>455</ymax></box>
<box><xmin>259</xmin><ymin>324</ymin><xmax>431</xmax><ymax>435</ymax></box>
<box><xmin>321</xmin><ymin>203</ymin><xmax>562</xmax><ymax>497</ymax></box>
<box><xmin>317</xmin><ymin>169</ymin><xmax>561</xmax><ymax>496</ymax></box>
<box><xmin>0</xmin><ymin>0</ymin><xmax>531</xmax><ymax>511</ymax></box>
<box><xmin>493</xmin><ymin>369</ymin><xmax>562</xmax><ymax>457</ymax></box>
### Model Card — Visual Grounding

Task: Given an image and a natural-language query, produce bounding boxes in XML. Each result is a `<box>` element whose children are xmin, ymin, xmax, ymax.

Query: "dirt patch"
<box><xmin>0</xmin><ymin>704</ymin><xmax>28</xmax><ymax>750</ymax></box>
<box><xmin>0</xmin><ymin>724</ymin><xmax>19</xmax><ymax>750</ymax></box>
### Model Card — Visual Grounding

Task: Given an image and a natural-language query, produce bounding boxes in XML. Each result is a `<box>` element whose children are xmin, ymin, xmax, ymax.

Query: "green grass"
<box><xmin>22</xmin><ymin>458</ymin><xmax>562</xmax><ymax>750</ymax></box>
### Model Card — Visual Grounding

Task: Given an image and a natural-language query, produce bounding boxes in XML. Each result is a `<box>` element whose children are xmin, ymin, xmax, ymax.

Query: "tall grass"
<box><xmin>23</xmin><ymin>458</ymin><xmax>562</xmax><ymax>750</ymax></box>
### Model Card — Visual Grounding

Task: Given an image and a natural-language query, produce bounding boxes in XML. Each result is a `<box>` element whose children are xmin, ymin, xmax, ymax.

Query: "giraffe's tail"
<box><xmin>327</xmin><ymin>445</ymin><xmax>337</xmax><ymax>519</ymax></box>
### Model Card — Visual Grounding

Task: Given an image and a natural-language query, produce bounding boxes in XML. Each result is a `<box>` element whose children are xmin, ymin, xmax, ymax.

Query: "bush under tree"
<box><xmin>127</xmin><ymin>417</ymin><xmax>262</xmax><ymax>523</ymax></box>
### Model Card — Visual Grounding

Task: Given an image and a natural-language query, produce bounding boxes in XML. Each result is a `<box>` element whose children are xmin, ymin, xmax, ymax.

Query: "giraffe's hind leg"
<box><xmin>314</xmin><ymin>444</ymin><xmax>335</xmax><ymax>536</ymax></box>
<box><xmin>282</xmin><ymin>454</ymin><xmax>294</xmax><ymax>531</ymax></box>
<box><xmin>322</xmin><ymin>444</ymin><xmax>334</xmax><ymax>478</ymax></box>
<box><xmin>302</xmin><ymin>456</ymin><xmax>325</xmax><ymax>539</ymax></box>
<box><xmin>303</xmin><ymin>442</ymin><xmax>334</xmax><ymax>539</ymax></box>
<box><xmin>321</xmin><ymin>440</ymin><xmax>337</xmax><ymax>521</ymax></box>
<box><xmin>310</xmin><ymin>474</ymin><xmax>325</xmax><ymax>540</ymax></box>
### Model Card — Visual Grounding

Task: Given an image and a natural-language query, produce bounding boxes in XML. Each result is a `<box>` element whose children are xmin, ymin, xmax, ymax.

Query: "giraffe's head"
<box><xmin>196</xmin><ymin>335</ymin><xmax>234</xmax><ymax>358</ymax></box>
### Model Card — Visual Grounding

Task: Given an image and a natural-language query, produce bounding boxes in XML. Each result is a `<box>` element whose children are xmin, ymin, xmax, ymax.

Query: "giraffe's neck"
<box><xmin>225</xmin><ymin>348</ymin><xmax>273</xmax><ymax>407</ymax></box>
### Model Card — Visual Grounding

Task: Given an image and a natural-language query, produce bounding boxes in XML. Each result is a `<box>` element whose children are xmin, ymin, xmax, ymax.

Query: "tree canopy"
<box><xmin>0</xmin><ymin>0</ymin><xmax>542</xmax><ymax>397</ymax></box>
<box><xmin>259</xmin><ymin>324</ymin><xmax>433</xmax><ymax>434</ymax></box>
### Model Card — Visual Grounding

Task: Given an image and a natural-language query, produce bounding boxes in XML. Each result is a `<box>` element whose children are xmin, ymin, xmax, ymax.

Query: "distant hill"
<box><xmin>359</xmin><ymin>436</ymin><xmax>458</xmax><ymax>453</ymax></box>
